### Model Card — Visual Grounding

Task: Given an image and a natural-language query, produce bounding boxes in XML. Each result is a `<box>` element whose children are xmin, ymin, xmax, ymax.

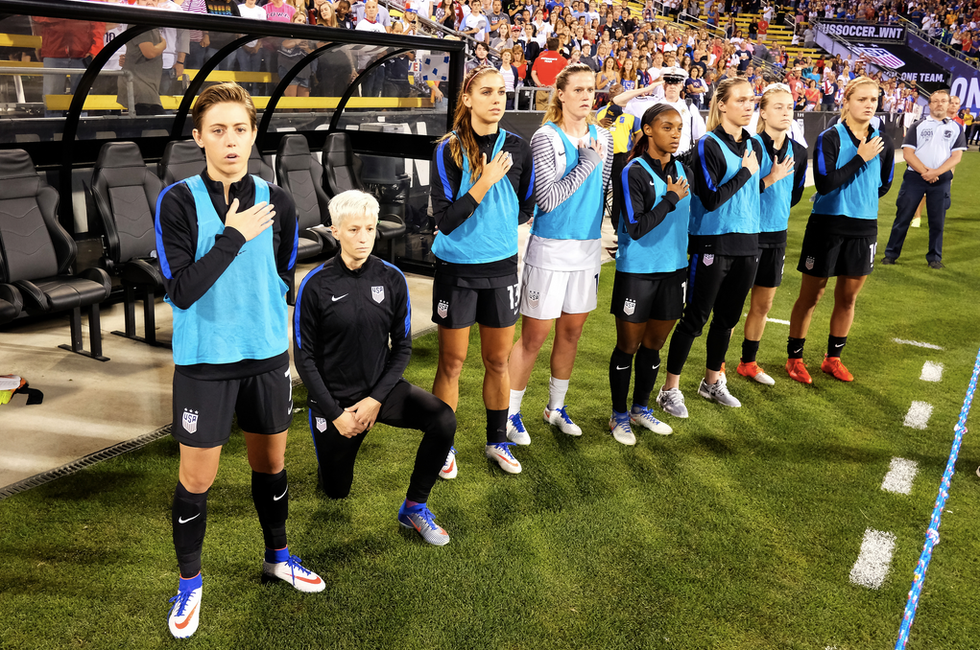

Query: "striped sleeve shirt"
<box><xmin>530</xmin><ymin>123</ymin><xmax>614</xmax><ymax>214</ymax></box>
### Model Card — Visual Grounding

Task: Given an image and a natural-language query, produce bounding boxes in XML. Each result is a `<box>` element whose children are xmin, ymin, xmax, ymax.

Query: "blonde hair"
<box><xmin>542</xmin><ymin>63</ymin><xmax>595</xmax><ymax>126</ymax></box>
<box><xmin>706</xmin><ymin>77</ymin><xmax>751</xmax><ymax>131</ymax></box>
<box><xmin>437</xmin><ymin>66</ymin><xmax>504</xmax><ymax>181</ymax></box>
<box><xmin>192</xmin><ymin>82</ymin><xmax>257</xmax><ymax>132</ymax></box>
<box><xmin>329</xmin><ymin>190</ymin><xmax>380</xmax><ymax>228</ymax></box>
<box><xmin>756</xmin><ymin>86</ymin><xmax>793</xmax><ymax>134</ymax></box>
<box><xmin>840</xmin><ymin>76</ymin><xmax>879</xmax><ymax>125</ymax></box>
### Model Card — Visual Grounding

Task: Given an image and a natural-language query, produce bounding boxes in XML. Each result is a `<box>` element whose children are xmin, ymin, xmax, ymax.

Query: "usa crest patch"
<box><xmin>805</xmin><ymin>256</ymin><xmax>815</xmax><ymax>270</ymax></box>
<box><xmin>372</xmin><ymin>285</ymin><xmax>385</xmax><ymax>304</ymax></box>
<box><xmin>182</xmin><ymin>409</ymin><xmax>198</xmax><ymax>434</ymax></box>
<box><xmin>624</xmin><ymin>298</ymin><xmax>636</xmax><ymax>316</ymax></box>
<box><xmin>528</xmin><ymin>289</ymin><xmax>540</xmax><ymax>309</ymax></box>
<box><xmin>315</xmin><ymin>417</ymin><xmax>327</xmax><ymax>432</ymax></box>
<box><xmin>437</xmin><ymin>299</ymin><xmax>449</xmax><ymax>319</ymax></box>
<box><xmin>703</xmin><ymin>254</ymin><xmax>714</xmax><ymax>267</ymax></box>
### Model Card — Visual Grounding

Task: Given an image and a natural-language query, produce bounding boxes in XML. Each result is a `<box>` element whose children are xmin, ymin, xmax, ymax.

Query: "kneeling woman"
<box><xmin>609</xmin><ymin>104</ymin><xmax>691</xmax><ymax>445</ymax></box>
<box><xmin>786</xmin><ymin>77</ymin><xmax>894</xmax><ymax>383</ymax></box>
<box><xmin>294</xmin><ymin>190</ymin><xmax>457</xmax><ymax>545</ymax></box>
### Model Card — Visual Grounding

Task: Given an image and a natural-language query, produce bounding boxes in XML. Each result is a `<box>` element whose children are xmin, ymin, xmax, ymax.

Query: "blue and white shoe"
<box><xmin>439</xmin><ymin>446</ymin><xmax>458</xmax><ymax>480</ymax></box>
<box><xmin>262</xmin><ymin>554</ymin><xmax>325</xmax><ymax>593</ymax></box>
<box><xmin>506</xmin><ymin>412</ymin><xmax>531</xmax><ymax>445</ymax></box>
<box><xmin>543</xmin><ymin>406</ymin><xmax>583</xmax><ymax>436</ymax></box>
<box><xmin>608</xmin><ymin>412</ymin><xmax>636</xmax><ymax>446</ymax></box>
<box><xmin>167</xmin><ymin>573</ymin><xmax>202</xmax><ymax>639</ymax></box>
<box><xmin>485</xmin><ymin>442</ymin><xmax>522</xmax><ymax>474</ymax></box>
<box><xmin>630</xmin><ymin>405</ymin><xmax>673</xmax><ymax>435</ymax></box>
<box><xmin>398</xmin><ymin>502</ymin><xmax>451</xmax><ymax>546</ymax></box>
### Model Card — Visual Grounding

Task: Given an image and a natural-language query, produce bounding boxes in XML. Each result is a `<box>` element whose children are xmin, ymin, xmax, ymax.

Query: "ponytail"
<box><xmin>706</xmin><ymin>77</ymin><xmax>751</xmax><ymax>131</ymax></box>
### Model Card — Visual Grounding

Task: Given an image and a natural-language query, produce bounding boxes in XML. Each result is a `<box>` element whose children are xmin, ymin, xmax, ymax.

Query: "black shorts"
<box><xmin>754</xmin><ymin>246</ymin><xmax>786</xmax><ymax>288</ymax></box>
<box><xmin>798</xmin><ymin>228</ymin><xmax>876</xmax><ymax>278</ymax></box>
<box><xmin>431</xmin><ymin>273</ymin><xmax>520</xmax><ymax>329</ymax></box>
<box><xmin>610</xmin><ymin>268</ymin><xmax>686</xmax><ymax>323</ymax></box>
<box><xmin>171</xmin><ymin>363</ymin><xmax>293</xmax><ymax>448</ymax></box>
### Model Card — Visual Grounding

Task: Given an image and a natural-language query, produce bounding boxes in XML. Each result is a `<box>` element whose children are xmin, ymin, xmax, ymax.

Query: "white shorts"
<box><xmin>519</xmin><ymin>262</ymin><xmax>601</xmax><ymax>319</ymax></box>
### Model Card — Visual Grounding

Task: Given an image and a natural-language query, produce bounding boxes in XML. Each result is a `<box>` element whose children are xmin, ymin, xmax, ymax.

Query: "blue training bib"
<box><xmin>812</xmin><ymin>122</ymin><xmax>883</xmax><ymax>221</ymax></box>
<box><xmin>531</xmin><ymin>122</ymin><xmax>605</xmax><ymax>241</ymax></box>
<box><xmin>617</xmin><ymin>158</ymin><xmax>690</xmax><ymax>274</ymax></box>
<box><xmin>754</xmin><ymin>134</ymin><xmax>796</xmax><ymax>234</ymax></box>
<box><xmin>689</xmin><ymin>132</ymin><xmax>761</xmax><ymax>236</ymax></box>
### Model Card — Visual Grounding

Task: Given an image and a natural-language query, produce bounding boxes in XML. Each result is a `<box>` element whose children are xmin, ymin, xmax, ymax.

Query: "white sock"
<box><xmin>547</xmin><ymin>377</ymin><xmax>569</xmax><ymax>411</ymax></box>
<box><xmin>508</xmin><ymin>388</ymin><xmax>526</xmax><ymax>417</ymax></box>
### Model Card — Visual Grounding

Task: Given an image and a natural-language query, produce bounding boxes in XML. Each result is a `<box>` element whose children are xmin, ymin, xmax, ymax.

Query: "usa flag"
<box><xmin>853</xmin><ymin>46</ymin><xmax>905</xmax><ymax>70</ymax></box>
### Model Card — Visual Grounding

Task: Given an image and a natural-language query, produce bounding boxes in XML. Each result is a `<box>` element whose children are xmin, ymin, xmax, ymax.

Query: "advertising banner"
<box><xmin>817</xmin><ymin>21</ymin><xmax>907</xmax><ymax>43</ymax></box>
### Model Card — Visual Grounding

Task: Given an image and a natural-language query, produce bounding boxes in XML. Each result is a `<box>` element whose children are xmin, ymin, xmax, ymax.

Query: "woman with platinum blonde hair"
<box><xmin>293</xmin><ymin>189</ymin><xmax>457</xmax><ymax>546</ymax></box>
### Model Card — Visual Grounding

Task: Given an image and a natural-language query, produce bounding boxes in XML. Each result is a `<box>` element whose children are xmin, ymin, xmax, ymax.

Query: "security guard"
<box><xmin>597</xmin><ymin>83</ymin><xmax>643</xmax><ymax>231</ymax></box>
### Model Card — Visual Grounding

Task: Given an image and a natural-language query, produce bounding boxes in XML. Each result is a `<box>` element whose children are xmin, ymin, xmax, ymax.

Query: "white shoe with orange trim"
<box><xmin>262</xmin><ymin>554</ymin><xmax>325</xmax><ymax>593</ymax></box>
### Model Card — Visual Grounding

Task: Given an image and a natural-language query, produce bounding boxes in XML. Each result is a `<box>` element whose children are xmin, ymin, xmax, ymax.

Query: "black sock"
<box><xmin>828</xmin><ymin>335</ymin><xmax>847</xmax><ymax>358</ymax></box>
<box><xmin>632</xmin><ymin>346</ymin><xmax>660</xmax><ymax>409</ymax></box>
<box><xmin>788</xmin><ymin>337</ymin><xmax>806</xmax><ymax>359</ymax></box>
<box><xmin>172</xmin><ymin>481</ymin><xmax>208</xmax><ymax>579</ymax></box>
<box><xmin>741</xmin><ymin>338</ymin><xmax>760</xmax><ymax>363</ymax></box>
<box><xmin>486</xmin><ymin>408</ymin><xmax>508</xmax><ymax>444</ymax></box>
<box><xmin>609</xmin><ymin>347</ymin><xmax>634</xmax><ymax>414</ymax></box>
<box><xmin>252</xmin><ymin>469</ymin><xmax>288</xmax><ymax>551</ymax></box>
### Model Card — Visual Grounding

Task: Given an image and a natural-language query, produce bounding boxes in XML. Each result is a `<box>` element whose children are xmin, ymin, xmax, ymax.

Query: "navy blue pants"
<box><xmin>885</xmin><ymin>169</ymin><xmax>951</xmax><ymax>263</ymax></box>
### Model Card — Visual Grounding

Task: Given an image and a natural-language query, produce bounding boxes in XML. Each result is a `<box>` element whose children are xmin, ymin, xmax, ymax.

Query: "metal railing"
<box><xmin>892</xmin><ymin>14</ymin><xmax>980</xmax><ymax>73</ymax></box>
<box><xmin>0</xmin><ymin>66</ymin><xmax>135</xmax><ymax>113</ymax></box>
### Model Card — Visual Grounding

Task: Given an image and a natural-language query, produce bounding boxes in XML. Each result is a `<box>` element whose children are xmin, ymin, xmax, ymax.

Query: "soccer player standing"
<box><xmin>786</xmin><ymin>77</ymin><xmax>895</xmax><ymax>383</ymax></box>
<box><xmin>429</xmin><ymin>66</ymin><xmax>535</xmax><ymax>475</ymax></box>
<box><xmin>507</xmin><ymin>63</ymin><xmax>614</xmax><ymax>444</ymax></box>
<box><xmin>608</xmin><ymin>104</ymin><xmax>691</xmax><ymax>445</ymax></box>
<box><xmin>155</xmin><ymin>83</ymin><xmax>323</xmax><ymax>639</ymax></box>
<box><xmin>736</xmin><ymin>84</ymin><xmax>808</xmax><ymax>386</ymax></box>
<box><xmin>657</xmin><ymin>78</ymin><xmax>762</xmax><ymax>418</ymax></box>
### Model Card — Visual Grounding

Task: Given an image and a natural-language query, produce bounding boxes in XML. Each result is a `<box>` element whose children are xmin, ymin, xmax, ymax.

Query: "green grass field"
<box><xmin>2</xmin><ymin>157</ymin><xmax>980</xmax><ymax>650</ymax></box>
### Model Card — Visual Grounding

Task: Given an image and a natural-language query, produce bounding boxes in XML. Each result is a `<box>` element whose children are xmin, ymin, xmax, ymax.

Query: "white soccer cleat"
<box><xmin>608</xmin><ymin>413</ymin><xmax>636</xmax><ymax>446</ymax></box>
<box><xmin>485</xmin><ymin>443</ymin><xmax>522</xmax><ymax>474</ymax></box>
<box><xmin>506</xmin><ymin>413</ymin><xmax>531</xmax><ymax>445</ymax></box>
<box><xmin>167</xmin><ymin>574</ymin><xmax>202</xmax><ymax>639</ymax></box>
<box><xmin>630</xmin><ymin>405</ymin><xmax>673</xmax><ymax>435</ymax></box>
<box><xmin>439</xmin><ymin>446</ymin><xmax>458</xmax><ymax>480</ymax></box>
<box><xmin>543</xmin><ymin>406</ymin><xmax>583</xmax><ymax>436</ymax></box>
<box><xmin>262</xmin><ymin>554</ymin><xmax>325</xmax><ymax>593</ymax></box>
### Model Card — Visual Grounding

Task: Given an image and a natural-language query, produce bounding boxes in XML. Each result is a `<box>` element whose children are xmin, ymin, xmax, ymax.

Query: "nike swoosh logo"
<box><xmin>178</xmin><ymin>514</ymin><xmax>200</xmax><ymax>524</ymax></box>
<box><xmin>794</xmin><ymin>348</ymin><xmax>803</xmax><ymax>354</ymax></box>
<box><xmin>293</xmin><ymin>573</ymin><xmax>323</xmax><ymax>585</ymax></box>
<box><xmin>834</xmin><ymin>343</ymin><xmax>844</xmax><ymax>348</ymax></box>
<box><xmin>332</xmin><ymin>294</ymin><xmax>349</xmax><ymax>302</ymax></box>
<box><xmin>443</xmin><ymin>459</ymin><xmax>455</xmax><ymax>473</ymax></box>
<box><xmin>616</xmin><ymin>365</ymin><xmax>630</xmax><ymax>370</ymax></box>
<box><xmin>273</xmin><ymin>488</ymin><xmax>288</xmax><ymax>501</ymax></box>
<box><xmin>652</xmin><ymin>364</ymin><xmax>660</xmax><ymax>370</ymax></box>
<box><xmin>174</xmin><ymin>604</ymin><xmax>198</xmax><ymax>629</ymax></box>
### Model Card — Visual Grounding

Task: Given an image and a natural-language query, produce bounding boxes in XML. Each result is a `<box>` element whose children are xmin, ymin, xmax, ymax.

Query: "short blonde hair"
<box><xmin>328</xmin><ymin>190</ymin><xmax>379</xmax><ymax>228</ymax></box>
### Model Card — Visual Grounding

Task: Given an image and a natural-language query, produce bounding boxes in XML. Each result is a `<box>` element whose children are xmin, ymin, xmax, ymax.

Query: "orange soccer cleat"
<box><xmin>785</xmin><ymin>358</ymin><xmax>813</xmax><ymax>384</ymax></box>
<box><xmin>737</xmin><ymin>360</ymin><xmax>775</xmax><ymax>386</ymax></box>
<box><xmin>821</xmin><ymin>355</ymin><xmax>854</xmax><ymax>382</ymax></box>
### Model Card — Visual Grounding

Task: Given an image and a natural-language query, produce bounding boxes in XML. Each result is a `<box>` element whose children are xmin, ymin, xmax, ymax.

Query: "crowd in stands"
<box><xmin>9</xmin><ymin>0</ymin><xmax>979</xmax><ymax>119</ymax></box>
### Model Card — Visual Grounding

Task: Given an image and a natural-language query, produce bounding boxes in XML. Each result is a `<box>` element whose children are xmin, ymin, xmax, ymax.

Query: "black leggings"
<box><xmin>666</xmin><ymin>252</ymin><xmax>758</xmax><ymax>375</ymax></box>
<box><xmin>309</xmin><ymin>380</ymin><xmax>455</xmax><ymax>503</ymax></box>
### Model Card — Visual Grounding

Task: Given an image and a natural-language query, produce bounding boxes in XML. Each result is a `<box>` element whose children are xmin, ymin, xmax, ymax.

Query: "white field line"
<box><xmin>893</xmin><ymin>338</ymin><xmax>944</xmax><ymax>350</ymax></box>
<box><xmin>849</xmin><ymin>529</ymin><xmax>897</xmax><ymax>589</ymax></box>
<box><xmin>881</xmin><ymin>458</ymin><xmax>919</xmax><ymax>495</ymax></box>
<box><xmin>920</xmin><ymin>361</ymin><xmax>944</xmax><ymax>382</ymax></box>
<box><xmin>766</xmin><ymin>317</ymin><xmax>791</xmax><ymax>325</ymax></box>
<box><xmin>903</xmin><ymin>401</ymin><xmax>934</xmax><ymax>430</ymax></box>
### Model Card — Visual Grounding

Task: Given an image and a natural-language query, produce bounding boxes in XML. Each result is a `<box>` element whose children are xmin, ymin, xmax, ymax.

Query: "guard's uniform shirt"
<box><xmin>293</xmin><ymin>254</ymin><xmax>412</xmax><ymax>421</ymax></box>
<box><xmin>596</xmin><ymin>103</ymin><xmax>641</xmax><ymax>154</ymax></box>
<box><xmin>903</xmin><ymin>116</ymin><xmax>966</xmax><ymax>175</ymax></box>
<box><xmin>156</xmin><ymin>171</ymin><xmax>299</xmax><ymax>380</ymax></box>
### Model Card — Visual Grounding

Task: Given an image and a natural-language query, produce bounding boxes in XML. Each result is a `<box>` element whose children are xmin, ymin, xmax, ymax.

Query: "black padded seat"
<box><xmin>90</xmin><ymin>141</ymin><xmax>170</xmax><ymax>347</ymax></box>
<box><xmin>0</xmin><ymin>284</ymin><xmax>22</xmax><ymax>325</ymax></box>
<box><xmin>159</xmin><ymin>140</ymin><xmax>206</xmax><ymax>185</ymax></box>
<box><xmin>321</xmin><ymin>132</ymin><xmax>407</xmax><ymax>244</ymax></box>
<box><xmin>248</xmin><ymin>144</ymin><xmax>275</xmax><ymax>183</ymax></box>
<box><xmin>0</xmin><ymin>149</ymin><xmax>112</xmax><ymax>360</ymax></box>
<box><xmin>275</xmin><ymin>134</ymin><xmax>340</xmax><ymax>303</ymax></box>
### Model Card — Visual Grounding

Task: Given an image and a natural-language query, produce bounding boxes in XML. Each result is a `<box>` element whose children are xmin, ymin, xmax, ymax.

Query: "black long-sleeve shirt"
<box><xmin>622</xmin><ymin>152</ymin><xmax>691</xmax><ymax>242</ymax></box>
<box><xmin>293</xmin><ymin>254</ymin><xmax>412</xmax><ymax>422</ymax></box>
<box><xmin>812</xmin><ymin>123</ymin><xmax>895</xmax><ymax>237</ymax></box>
<box><xmin>156</xmin><ymin>172</ymin><xmax>299</xmax><ymax>379</ymax></box>
<box><xmin>689</xmin><ymin>126</ymin><xmax>762</xmax><ymax>256</ymax></box>
<box><xmin>756</xmin><ymin>130</ymin><xmax>809</xmax><ymax>247</ymax></box>
<box><xmin>429</xmin><ymin>129</ymin><xmax>534</xmax><ymax>277</ymax></box>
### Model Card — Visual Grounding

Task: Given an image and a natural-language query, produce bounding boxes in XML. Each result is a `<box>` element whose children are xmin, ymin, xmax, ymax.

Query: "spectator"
<box><xmin>499</xmin><ymin>48</ymin><xmax>520</xmax><ymax>108</ymax></box>
<box><xmin>118</xmin><ymin>11</ymin><xmax>166</xmax><ymax>114</ymax></box>
<box><xmin>964</xmin><ymin>109</ymin><xmax>979</xmax><ymax>146</ymax></box>
<box><xmin>353</xmin><ymin>0</ymin><xmax>391</xmax><ymax>27</ymax></box>
<box><xmin>462</xmin><ymin>0</ymin><xmax>490</xmax><ymax>43</ymax></box>
<box><xmin>595</xmin><ymin>55</ymin><xmax>619</xmax><ymax>106</ymax></box>
<box><xmin>336</xmin><ymin>0</ymin><xmax>355</xmax><ymax>28</ymax></box>
<box><xmin>236</xmin><ymin>0</ymin><xmax>267</xmax><ymax>93</ymax></box>
<box><xmin>803</xmin><ymin>78</ymin><xmax>820</xmax><ymax>110</ymax></box>
<box><xmin>32</xmin><ymin>14</ymin><xmax>101</xmax><ymax>113</ymax></box>
<box><xmin>278</xmin><ymin>11</ymin><xmax>314</xmax><ymax>102</ymax></box>
<box><xmin>684</xmin><ymin>64</ymin><xmax>708</xmax><ymax>108</ymax></box>
<box><xmin>821</xmin><ymin>71</ymin><xmax>837</xmax><ymax>111</ymax></box>
<box><xmin>488</xmin><ymin>0</ymin><xmax>510</xmax><ymax>40</ymax></box>
<box><xmin>492</xmin><ymin>22</ymin><xmax>515</xmax><ymax>52</ymax></box>
<box><xmin>530</xmin><ymin>36</ymin><xmax>567</xmax><ymax>109</ymax></box>
<box><xmin>354</xmin><ymin>0</ymin><xmax>388</xmax><ymax>96</ymax></box>
<box><xmin>620</xmin><ymin>56</ymin><xmax>637</xmax><ymax>90</ymax></box>
<box><xmin>466</xmin><ymin>42</ymin><xmax>492</xmax><ymax>72</ymax></box>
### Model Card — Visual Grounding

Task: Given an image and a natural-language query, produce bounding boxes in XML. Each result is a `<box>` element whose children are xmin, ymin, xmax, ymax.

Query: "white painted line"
<box><xmin>920</xmin><ymin>361</ymin><xmax>944</xmax><ymax>382</ymax></box>
<box><xmin>849</xmin><ymin>529</ymin><xmax>897</xmax><ymax>589</ymax></box>
<box><xmin>903</xmin><ymin>401</ymin><xmax>934</xmax><ymax>430</ymax></box>
<box><xmin>766</xmin><ymin>317</ymin><xmax>791</xmax><ymax>325</ymax></box>
<box><xmin>881</xmin><ymin>458</ymin><xmax>919</xmax><ymax>495</ymax></box>
<box><xmin>893</xmin><ymin>338</ymin><xmax>944</xmax><ymax>350</ymax></box>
